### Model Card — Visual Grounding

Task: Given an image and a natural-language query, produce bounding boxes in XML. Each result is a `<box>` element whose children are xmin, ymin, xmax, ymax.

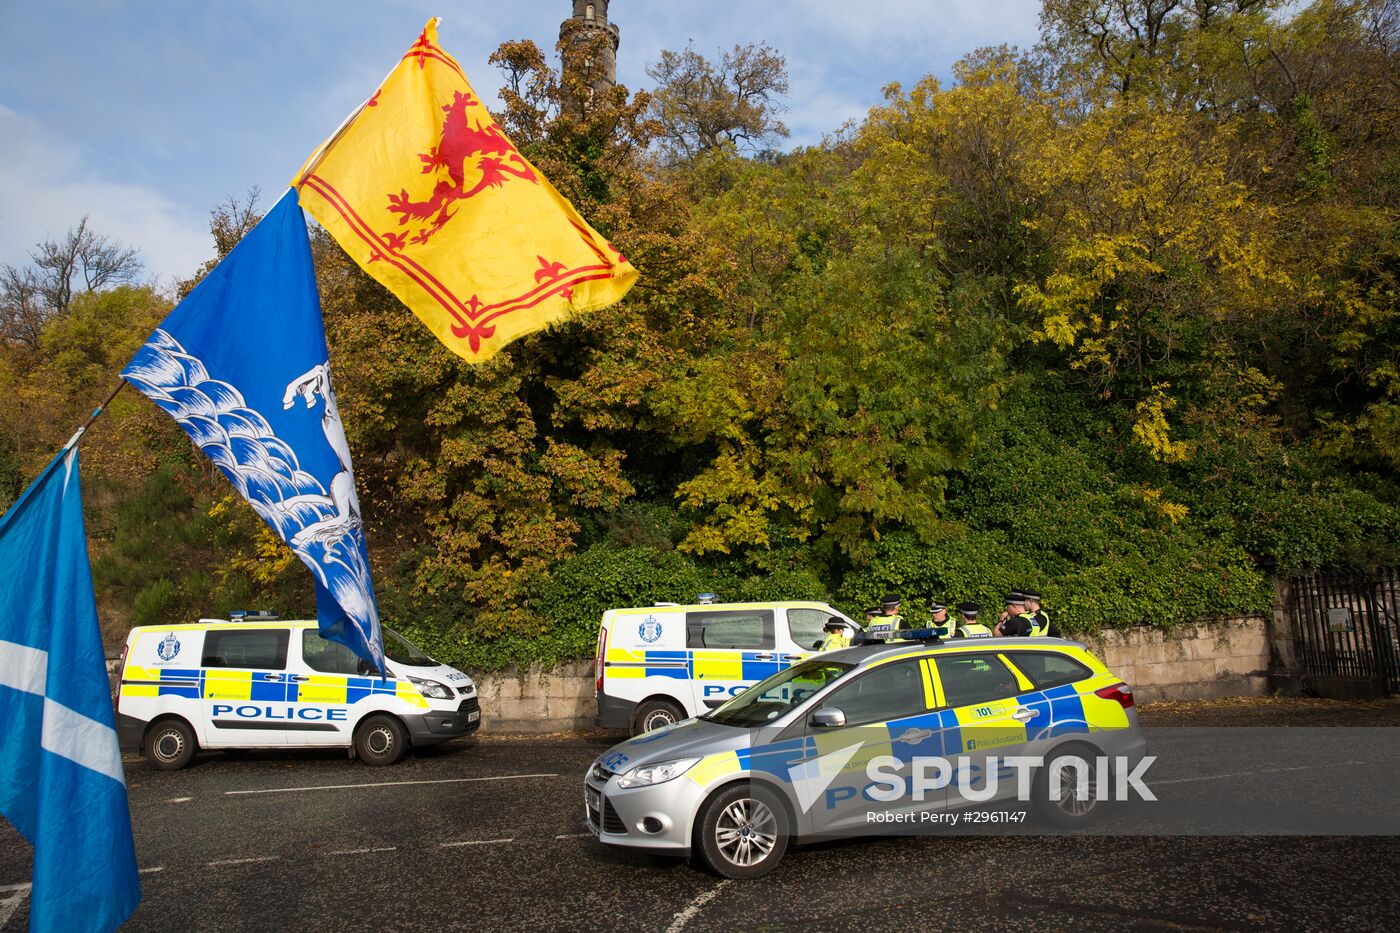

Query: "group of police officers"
<box><xmin>819</xmin><ymin>590</ymin><xmax>1057</xmax><ymax>650</ymax></box>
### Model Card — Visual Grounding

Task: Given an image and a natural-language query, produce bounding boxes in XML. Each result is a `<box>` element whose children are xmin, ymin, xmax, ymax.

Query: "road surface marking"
<box><xmin>166</xmin><ymin>797</ymin><xmax>192</xmax><ymax>804</ymax></box>
<box><xmin>554</xmin><ymin>832</ymin><xmax>591</xmax><ymax>839</ymax></box>
<box><xmin>225</xmin><ymin>773</ymin><xmax>558</xmax><ymax>796</ymax></box>
<box><xmin>440</xmin><ymin>838</ymin><xmax>514</xmax><ymax>847</ymax></box>
<box><xmin>139</xmin><ymin>867</ymin><xmax>165</xmax><ymax>875</ymax></box>
<box><xmin>328</xmin><ymin>847</ymin><xmax>398</xmax><ymax>856</ymax></box>
<box><xmin>665</xmin><ymin>879</ymin><xmax>731</xmax><ymax>933</ymax></box>
<box><xmin>0</xmin><ymin>885</ymin><xmax>30</xmax><ymax>930</ymax></box>
<box><xmin>1152</xmin><ymin>765</ymin><xmax>1308</xmax><ymax>786</ymax></box>
<box><xmin>207</xmin><ymin>856</ymin><xmax>279</xmax><ymax>867</ymax></box>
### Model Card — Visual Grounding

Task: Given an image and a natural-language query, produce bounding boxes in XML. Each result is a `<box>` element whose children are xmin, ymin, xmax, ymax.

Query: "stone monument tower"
<box><xmin>561</xmin><ymin>0</ymin><xmax>619</xmax><ymax>92</ymax></box>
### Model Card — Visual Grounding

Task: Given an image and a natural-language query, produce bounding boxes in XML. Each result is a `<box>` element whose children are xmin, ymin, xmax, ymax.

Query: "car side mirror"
<box><xmin>810</xmin><ymin>708</ymin><xmax>846</xmax><ymax>729</ymax></box>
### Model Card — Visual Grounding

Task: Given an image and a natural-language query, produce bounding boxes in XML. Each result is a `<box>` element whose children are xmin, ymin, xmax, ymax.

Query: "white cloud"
<box><xmin>0</xmin><ymin>105</ymin><xmax>213</xmax><ymax>287</ymax></box>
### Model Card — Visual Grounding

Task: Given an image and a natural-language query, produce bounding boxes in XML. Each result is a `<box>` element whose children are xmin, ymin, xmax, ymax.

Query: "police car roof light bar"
<box><xmin>855</xmin><ymin>625</ymin><xmax>944</xmax><ymax>646</ymax></box>
<box><xmin>229</xmin><ymin>610</ymin><xmax>281</xmax><ymax>622</ymax></box>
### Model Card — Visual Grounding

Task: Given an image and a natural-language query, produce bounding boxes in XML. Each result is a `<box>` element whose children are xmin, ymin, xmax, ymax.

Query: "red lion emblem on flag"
<box><xmin>385</xmin><ymin>90</ymin><xmax>538</xmax><ymax>247</ymax></box>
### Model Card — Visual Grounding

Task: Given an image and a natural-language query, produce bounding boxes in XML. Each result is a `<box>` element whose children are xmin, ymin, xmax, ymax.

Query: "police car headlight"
<box><xmin>408</xmin><ymin>676</ymin><xmax>453</xmax><ymax>700</ymax></box>
<box><xmin>615</xmin><ymin>757</ymin><xmax>701</xmax><ymax>789</ymax></box>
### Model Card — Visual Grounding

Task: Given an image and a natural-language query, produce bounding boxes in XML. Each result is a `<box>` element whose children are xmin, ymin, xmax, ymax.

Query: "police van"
<box><xmin>115</xmin><ymin>614</ymin><xmax>479</xmax><ymax>770</ymax></box>
<box><xmin>595</xmin><ymin>599</ymin><xmax>859</xmax><ymax>736</ymax></box>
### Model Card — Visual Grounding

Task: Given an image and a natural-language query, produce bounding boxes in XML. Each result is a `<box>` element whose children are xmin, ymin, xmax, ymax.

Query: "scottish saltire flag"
<box><xmin>0</xmin><ymin>446</ymin><xmax>141</xmax><ymax>932</ymax></box>
<box><xmin>121</xmin><ymin>189</ymin><xmax>386</xmax><ymax>672</ymax></box>
<box><xmin>293</xmin><ymin>19</ymin><xmax>637</xmax><ymax>363</ymax></box>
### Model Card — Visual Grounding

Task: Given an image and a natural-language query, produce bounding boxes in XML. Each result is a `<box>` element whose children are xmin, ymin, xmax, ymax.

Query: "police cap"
<box><xmin>823</xmin><ymin>618</ymin><xmax>845</xmax><ymax>631</ymax></box>
<box><xmin>881</xmin><ymin>595</ymin><xmax>901</xmax><ymax>608</ymax></box>
<box><xmin>927</xmin><ymin>602</ymin><xmax>947</xmax><ymax>613</ymax></box>
<box><xmin>957</xmin><ymin>602</ymin><xmax>980</xmax><ymax>616</ymax></box>
<box><xmin>1005</xmin><ymin>591</ymin><xmax>1027</xmax><ymax>605</ymax></box>
<box><xmin>1022</xmin><ymin>588</ymin><xmax>1042</xmax><ymax>601</ymax></box>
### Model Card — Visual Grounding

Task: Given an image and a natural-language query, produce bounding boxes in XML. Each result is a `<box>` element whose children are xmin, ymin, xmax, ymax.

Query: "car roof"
<box><xmin>831</xmin><ymin>636</ymin><xmax>1086</xmax><ymax>667</ymax></box>
<box><xmin>607</xmin><ymin>600</ymin><xmax>839</xmax><ymax>615</ymax></box>
<box><xmin>130</xmin><ymin>619</ymin><xmax>321</xmax><ymax>632</ymax></box>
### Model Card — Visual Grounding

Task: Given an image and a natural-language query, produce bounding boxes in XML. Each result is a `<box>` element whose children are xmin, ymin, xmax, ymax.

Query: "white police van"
<box><xmin>115</xmin><ymin>613</ymin><xmax>479</xmax><ymax>769</ymax></box>
<box><xmin>595</xmin><ymin>598</ymin><xmax>858</xmax><ymax>735</ymax></box>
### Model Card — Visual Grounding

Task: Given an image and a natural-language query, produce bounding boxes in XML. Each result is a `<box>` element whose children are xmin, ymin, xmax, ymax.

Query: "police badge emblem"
<box><xmin>638</xmin><ymin>616</ymin><xmax>662</xmax><ymax>644</ymax></box>
<box><xmin>156</xmin><ymin>633</ymin><xmax>181</xmax><ymax>662</ymax></box>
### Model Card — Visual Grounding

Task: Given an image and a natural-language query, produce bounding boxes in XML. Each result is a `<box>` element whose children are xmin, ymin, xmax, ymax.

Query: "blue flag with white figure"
<box><xmin>0</xmin><ymin>446</ymin><xmax>141</xmax><ymax>932</ymax></box>
<box><xmin>121</xmin><ymin>188</ymin><xmax>385</xmax><ymax>672</ymax></box>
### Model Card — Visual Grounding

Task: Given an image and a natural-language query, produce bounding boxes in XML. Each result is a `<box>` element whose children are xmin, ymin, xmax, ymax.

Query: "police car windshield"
<box><xmin>704</xmin><ymin>658</ymin><xmax>855</xmax><ymax>727</ymax></box>
<box><xmin>383</xmin><ymin>628</ymin><xmax>435</xmax><ymax>667</ymax></box>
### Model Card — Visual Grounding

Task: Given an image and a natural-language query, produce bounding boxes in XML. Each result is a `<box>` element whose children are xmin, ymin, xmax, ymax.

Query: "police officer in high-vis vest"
<box><xmin>819</xmin><ymin>618</ymin><xmax>852</xmax><ymax>651</ymax></box>
<box><xmin>996</xmin><ymin>591</ymin><xmax>1030</xmax><ymax>636</ymax></box>
<box><xmin>879</xmin><ymin>595</ymin><xmax>905</xmax><ymax>629</ymax></box>
<box><xmin>1022</xmin><ymin>588</ymin><xmax>1057</xmax><ymax>637</ymax></box>
<box><xmin>927</xmin><ymin>601</ymin><xmax>955</xmax><ymax>640</ymax></box>
<box><xmin>954</xmin><ymin>602</ymin><xmax>993</xmax><ymax>638</ymax></box>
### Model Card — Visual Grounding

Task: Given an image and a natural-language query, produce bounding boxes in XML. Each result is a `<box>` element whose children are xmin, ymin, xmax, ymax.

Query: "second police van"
<box><xmin>115</xmin><ymin>613</ymin><xmax>480</xmax><ymax>769</ymax></box>
<box><xmin>595</xmin><ymin>598</ymin><xmax>860</xmax><ymax>735</ymax></box>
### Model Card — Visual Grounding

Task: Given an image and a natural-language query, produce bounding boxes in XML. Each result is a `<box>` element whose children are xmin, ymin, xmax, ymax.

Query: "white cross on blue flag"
<box><xmin>0</xmin><ymin>446</ymin><xmax>141</xmax><ymax>932</ymax></box>
<box><xmin>121</xmin><ymin>188</ymin><xmax>386</xmax><ymax>672</ymax></box>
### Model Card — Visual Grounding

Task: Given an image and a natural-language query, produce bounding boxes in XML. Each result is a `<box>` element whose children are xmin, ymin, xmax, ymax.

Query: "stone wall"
<box><xmin>472</xmin><ymin>615</ymin><xmax>1282</xmax><ymax>732</ymax></box>
<box><xmin>1079</xmin><ymin>615</ymin><xmax>1274</xmax><ymax>704</ymax></box>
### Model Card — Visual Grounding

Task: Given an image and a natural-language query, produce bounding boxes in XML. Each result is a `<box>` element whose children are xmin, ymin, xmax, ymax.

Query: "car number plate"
<box><xmin>467</xmin><ymin>710</ymin><xmax>480</xmax><ymax>722</ymax></box>
<box><xmin>586</xmin><ymin>786</ymin><xmax>601</xmax><ymax>810</ymax></box>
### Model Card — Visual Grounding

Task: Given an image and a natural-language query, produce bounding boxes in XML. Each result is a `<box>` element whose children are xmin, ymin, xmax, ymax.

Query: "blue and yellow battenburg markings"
<box><xmin>120</xmin><ymin>666</ymin><xmax>427</xmax><ymax>708</ymax></box>
<box><xmin>604</xmin><ymin>648</ymin><xmax>793</xmax><ymax>681</ymax></box>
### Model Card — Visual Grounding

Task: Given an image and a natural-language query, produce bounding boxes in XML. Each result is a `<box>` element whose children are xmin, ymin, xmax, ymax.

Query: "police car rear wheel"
<box><xmin>144</xmin><ymin>719</ymin><xmax>196</xmax><ymax>771</ymax></box>
<box><xmin>355</xmin><ymin>715</ymin><xmax>407</xmax><ymax>766</ymax></box>
<box><xmin>1034</xmin><ymin>746</ymin><xmax>1104</xmax><ymax>828</ymax></box>
<box><xmin>696</xmin><ymin>784</ymin><xmax>789</xmax><ymax>879</ymax></box>
<box><xmin>632</xmin><ymin>699</ymin><xmax>684</xmax><ymax>735</ymax></box>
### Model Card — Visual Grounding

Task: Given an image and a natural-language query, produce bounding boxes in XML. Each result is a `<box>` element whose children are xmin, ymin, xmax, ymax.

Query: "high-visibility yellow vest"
<box><xmin>956</xmin><ymin>622</ymin><xmax>993</xmax><ymax>638</ymax></box>
<box><xmin>819</xmin><ymin>631</ymin><xmax>851</xmax><ymax>651</ymax></box>
<box><xmin>1021</xmin><ymin>611</ymin><xmax>1049</xmax><ymax>637</ymax></box>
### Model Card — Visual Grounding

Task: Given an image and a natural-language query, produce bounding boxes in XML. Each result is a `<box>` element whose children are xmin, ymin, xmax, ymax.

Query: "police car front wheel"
<box><xmin>355</xmin><ymin>715</ymin><xmax>408</xmax><ymax>766</ymax></box>
<box><xmin>144</xmin><ymin>718</ymin><xmax>197</xmax><ymax>771</ymax></box>
<box><xmin>695</xmin><ymin>783</ymin><xmax>790</xmax><ymax>879</ymax></box>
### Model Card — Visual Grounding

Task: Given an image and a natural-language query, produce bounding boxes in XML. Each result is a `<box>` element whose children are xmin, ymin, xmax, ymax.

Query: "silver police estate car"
<box><xmin>585</xmin><ymin>636</ymin><xmax>1146</xmax><ymax>878</ymax></box>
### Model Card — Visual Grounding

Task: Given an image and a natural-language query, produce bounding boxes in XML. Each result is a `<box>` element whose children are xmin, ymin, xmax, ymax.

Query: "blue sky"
<box><xmin>0</xmin><ymin>1</ymin><xmax>1042</xmax><ymax>286</ymax></box>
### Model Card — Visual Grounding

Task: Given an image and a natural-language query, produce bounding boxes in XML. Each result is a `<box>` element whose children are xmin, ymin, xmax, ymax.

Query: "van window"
<box><xmin>819</xmin><ymin>660</ymin><xmax>926</xmax><ymax>726</ymax></box>
<box><xmin>202</xmin><ymin>629</ymin><xmax>288</xmax><ymax>670</ymax></box>
<box><xmin>302</xmin><ymin>630</ymin><xmax>365</xmax><ymax>675</ymax></box>
<box><xmin>787</xmin><ymin>609</ymin><xmax>834</xmax><ymax>648</ymax></box>
<box><xmin>686</xmin><ymin>609</ymin><xmax>774</xmax><ymax>650</ymax></box>
<box><xmin>1007</xmin><ymin>652</ymin><xmax>1092</xmax><ymax>689</ymax></box>
<box><xmin>934</xmin><ymin>653</ymin><xmax>1020</xmax><ymax>708</ymax></box>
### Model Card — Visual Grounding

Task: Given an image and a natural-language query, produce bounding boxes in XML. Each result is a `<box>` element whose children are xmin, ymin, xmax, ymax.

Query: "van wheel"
<box><xmin>144</xmin><ymin>719</ymin><xmax>197</xmax><ymax>771</ymax></box>
<box><xmin>1034</xmin><ymin>745</ymin><xmax>1106</xmax><ymax>828</ymax></box>
<box><xmin>695</xmin><ymin>783</ymin><xmax>790</xmax><ymax>879</ymax></box>
<box><xmin>632</xmin><ymin>698</ymin><xmax>684</xmax><ymax>735</ymax></box>
<box><xmin>355</xmin><ymin>715</ymin><xmax>407</xmax><ymax>766</ymax></box>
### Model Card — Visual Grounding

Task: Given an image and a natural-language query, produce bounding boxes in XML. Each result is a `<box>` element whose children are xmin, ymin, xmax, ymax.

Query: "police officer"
<box><xmin>997</xmin><ymin>592</ymin><xmax>1033</xmax><ymax>637</ymax></box>
<box><xmin>818</xmin><ymin>618</ymin><xmax>851</xmax><ymax>651</ymax></box>
<box><xmin>927</xmin><ymin>601</ymin><xmax>955</xmax><ymax>639</ymax></box>
<box><xmin>954</xmin><ymin>602</ymin><xmax>993</xmax><ymax>638</ymax></box>
<box><xmin>879</xmin><ymin>595</ymin><xmax>905</xmax><ymax>630</ymax></box>
<box><xmin>1022</xmin><ymin>588</ymin><xmax>1057</xmax><ymax>637</ymax></box>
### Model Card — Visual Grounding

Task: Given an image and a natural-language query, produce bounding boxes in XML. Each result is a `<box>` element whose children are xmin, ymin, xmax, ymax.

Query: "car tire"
<box><xmin>144</xmin><ymin>718</ymin><xmax>197</xmax><ymax>771</ymax></box>
<box><xmin>631</xmin><ymin>698</ymin><xmax>685</xmax><ymax>735</ymax></box>
<box><xmin>1034</xmin><ymin>745</ymin><xmax>1106</xmax><ymax>828</ymax></box>
<box><xmin>355</xmin><ymin>715</ymin><xmax>408</xmax><ymax>766</ymax></box>
<box><xmin>695</xmin><ymin>783</ymin><xmax>790</xmax><ymax>879</ymax></box>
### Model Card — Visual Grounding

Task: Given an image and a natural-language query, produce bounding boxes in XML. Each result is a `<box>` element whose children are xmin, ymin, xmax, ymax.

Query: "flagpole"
<box><xmin>63</xmin><ymin>379</ymin><xmax>127</xmax><ymax>452</ymax></box>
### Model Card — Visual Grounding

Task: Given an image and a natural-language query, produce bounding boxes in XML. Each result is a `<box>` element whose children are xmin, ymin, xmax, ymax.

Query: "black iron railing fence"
<box><xmin>1288</xmin><ymin>569</ymin><xmax>1400</xmax><ymax>692</ymax></box>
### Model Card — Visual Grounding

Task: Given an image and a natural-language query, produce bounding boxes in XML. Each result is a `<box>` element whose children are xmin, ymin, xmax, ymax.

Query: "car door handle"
<box><xmin>752</xmin><ymin>653</ymin><xmax>776</xmax><ymax>661</ymax></box>
<box><xmin>288</xmin><ymin>675</ymin><xmax>309</xmax><ymax>682</ymax></box>
<box><xmin>1012</xmin><ymin>707</ymin><xmax>1036</xmax><ymax>722</ymax></box>
<box><xmin>780</xmin><ymin>654</ymin><xmax>805</xmax><ymax>662</ymax></box>
<box><xmin>261</xmin><ymin>673</ymin><xmax>281</xmax><ymax>682</ymax></box>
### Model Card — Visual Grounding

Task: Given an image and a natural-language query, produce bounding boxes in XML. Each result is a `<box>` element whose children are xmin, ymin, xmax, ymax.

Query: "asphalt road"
<box><xmin>2</xmin><ymin>699</ymin><xmax>1399</xmax><ymax>932</ymax></box>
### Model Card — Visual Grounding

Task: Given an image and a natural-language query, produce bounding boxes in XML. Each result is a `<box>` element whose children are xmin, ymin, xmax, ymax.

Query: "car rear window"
<box><xmin>1007</xmin><ymin>651</ymin><xmax>1093</xmax><ymax>690</ymax></box>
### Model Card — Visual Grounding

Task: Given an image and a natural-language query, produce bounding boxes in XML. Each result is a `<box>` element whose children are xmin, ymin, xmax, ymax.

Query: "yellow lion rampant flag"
<box><xmin>293</xmin><ymin>19</ymin><xmax>638</xmax><ymax>362</ymax></box>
